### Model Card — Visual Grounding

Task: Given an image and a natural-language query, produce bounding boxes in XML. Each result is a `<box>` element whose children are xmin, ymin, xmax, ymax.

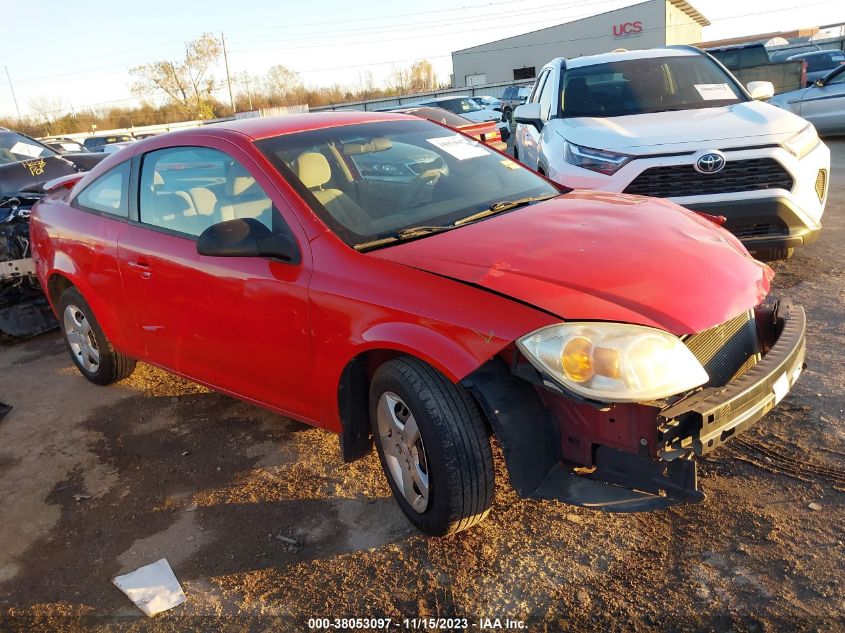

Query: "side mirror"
<box><xmin>746</xmin><ymin>81</ymin><xmax>774</xmax><ymax>100</ymax></box>
<box><xmin>514</xmin><ymin>102</ymin><xmax>543</xmax><ymax>131</ymax></box>
<box><xmin>197</xmin><ymin>218</ymin><xmax>299</xmax><ymax>263</ymax></box>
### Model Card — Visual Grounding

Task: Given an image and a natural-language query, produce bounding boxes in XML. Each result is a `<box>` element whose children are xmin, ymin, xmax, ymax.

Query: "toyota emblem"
<box><xmin>694</xmin><ymin>151</ymin><xmax>726</xmax><ymax>174</ymax></box>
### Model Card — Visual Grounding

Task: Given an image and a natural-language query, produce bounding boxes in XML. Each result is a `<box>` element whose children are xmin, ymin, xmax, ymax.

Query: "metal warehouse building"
<box><xmin>451</xmin><ymin>0</ymin><xmax>710</xmax><ymax>88</ymax></box>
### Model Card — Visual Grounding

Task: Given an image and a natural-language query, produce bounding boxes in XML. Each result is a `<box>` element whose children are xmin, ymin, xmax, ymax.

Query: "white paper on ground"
<box><xmin>426</xmin><ymin>134</ymin><xmax>489</xmax><ymax>160</ymax></box>
<box><xmin>112</xmin><ymin>558</ymin><xmax>186</xmax><ymax>617</ymax></box>
<box><xmin>693</xmin><ymin>83</ymin><xmax>736</xmax><ymax>101</ymax></box>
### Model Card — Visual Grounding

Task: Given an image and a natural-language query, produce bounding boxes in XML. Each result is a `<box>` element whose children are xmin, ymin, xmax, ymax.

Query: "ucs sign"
<box><xmin>613</xmin><ymin>21</ymin><xmax>643</xmax><ymax>37</ymax></box>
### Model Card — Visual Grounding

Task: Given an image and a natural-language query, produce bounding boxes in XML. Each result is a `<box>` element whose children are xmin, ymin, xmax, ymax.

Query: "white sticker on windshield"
<box><xmin>694</xmin><ymin>83</ymin><xmax>735</xmax><ymax>101</ymax></box>
<box><xmin>10</xmin><ymin>141</ymin><xmax>45</xmax><ymax>158</ymax></box>
<box><xmin>427</xmin><ymin>134</ymin><xmax>489</xmax><ymax>160</ymax></box>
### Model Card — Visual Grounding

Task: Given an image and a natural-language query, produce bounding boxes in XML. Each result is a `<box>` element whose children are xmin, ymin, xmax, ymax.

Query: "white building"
<box><xmin>451</xmin><ymin>0</ymin><xmax>709</xmax><ymax>88</ymax></box>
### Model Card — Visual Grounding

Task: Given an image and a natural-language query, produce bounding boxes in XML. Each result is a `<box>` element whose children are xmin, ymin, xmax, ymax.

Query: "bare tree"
<box><xmin>264</xmin><ymin>65</ymin><xmax>303</xmax><ymax>100</ymax></box>
<box><xmin>129</xmin><ymin>33</ymin><xmax>222</xmax><ymax>119</ymax></box>
<box><xmin>408</xmin><ymin>60</ymin><xmax>437</xmax><ymax>93</ymax></box>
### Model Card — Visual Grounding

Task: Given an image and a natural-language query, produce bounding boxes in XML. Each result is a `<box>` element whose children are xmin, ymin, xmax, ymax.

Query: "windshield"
<box><xmin>256</xmin><ymin>119</ymin><xmax>559</xmax><ymax>249</ymax></box>
<box><xmin>560</xmin><ymin>55</ymin><xmax>746</xmax><ymax>118</ymax></box>
<box><xmin>0</xmin><ymin>131</ymin><xmax>57</xmax><ymax>165</ymax></box>
<box><xmin>435</xmin><ymin>98</ymin><xmax>485</xmax><ymax>114</ymax></box>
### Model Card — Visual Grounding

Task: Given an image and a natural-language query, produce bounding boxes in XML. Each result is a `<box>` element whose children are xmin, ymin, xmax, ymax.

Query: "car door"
<box><xmin>799</xmin><ymin>66</ymin><xmax>845</xmax><ymax>134</ymax></box>
<box><xmin>516</xmin><ymin>70</ymin><xmax>551</xmax><ymax>170</ymax></box>
<box><xmin>117</xmin><ymin>141</ymin><xmax>319</xmax><ymax>421</ymax></box>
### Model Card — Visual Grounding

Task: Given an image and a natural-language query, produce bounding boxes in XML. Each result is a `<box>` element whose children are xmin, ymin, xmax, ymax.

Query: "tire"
<box><xmin>369</xmin><ymin>357</ymin><xmax>494</xmax><ymax>536</ymax></box>
<box><xmin>58</xmin><ymin>287</ymin><xmax>136</xmax><ymax>385</ymax></box>
<box><xmin>503</xmin><ymin>106</ymin><xmax>513</xmax><ymax>122</ymax></box>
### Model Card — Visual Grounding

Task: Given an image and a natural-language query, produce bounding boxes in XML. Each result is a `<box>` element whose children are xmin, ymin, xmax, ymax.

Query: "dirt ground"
<box><xmin>1</xmin><ymin>141</ymin><xmax>844</xmax><ymax>632</ymax></box>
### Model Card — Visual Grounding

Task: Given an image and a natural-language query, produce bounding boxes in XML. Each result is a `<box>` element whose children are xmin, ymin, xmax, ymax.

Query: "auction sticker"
<box><xmin>427</xmin><ymin>135</ymin><xmax>489</xmax><ymax>160</ymax></box>
<box><xmin>694</xmin><ymin>83</ymin><xmax>735</xmax><ymax>101</ymax></box>
<box><xmin>10</xmin><ymin>142</ymin><xmax>45</xmax><ymax>159</ymax></box>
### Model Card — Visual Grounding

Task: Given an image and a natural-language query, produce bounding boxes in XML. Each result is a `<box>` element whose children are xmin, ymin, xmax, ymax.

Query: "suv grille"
<box><xmin>624</xmin><ymin>158</ymin><xmax>793</xmax><ymax>198</ymax></box>
<box><xmin>684</xmin><ymin>311</ymin><xmax>759</xmax><ymax>387</ymax></box>
<box><xmin>732</xmin><ymin>221</ymin><xmax>789</xmax><ymax>239</ymax></box>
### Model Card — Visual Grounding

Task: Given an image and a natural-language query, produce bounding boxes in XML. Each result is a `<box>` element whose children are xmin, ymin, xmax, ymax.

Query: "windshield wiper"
<box><xmin>453</xmin><ymin>193</ymin><xmax>559</xmax><ymax>226</ymax></box>
<box><xmin>354</xmin><ymin>194</ymin><xmax>559</xmax><ymax>251</ymax></box>
<box><xmin>354</xmin><ymin>225</ymin><xmax>455</xmax><ymax>251</ymax></box>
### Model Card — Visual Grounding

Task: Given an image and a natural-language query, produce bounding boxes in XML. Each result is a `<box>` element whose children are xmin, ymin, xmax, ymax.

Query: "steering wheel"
<box><xmin>400</xmin><ymin>169</ymin><xmax>442</xmax><ymax>208</ymax></box>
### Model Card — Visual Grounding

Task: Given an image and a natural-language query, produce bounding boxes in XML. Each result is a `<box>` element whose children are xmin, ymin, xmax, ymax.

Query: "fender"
<box><xmin>322</xmin><ymin>320</ymin><xmax>505</xmax><ymax>434</ymax></box>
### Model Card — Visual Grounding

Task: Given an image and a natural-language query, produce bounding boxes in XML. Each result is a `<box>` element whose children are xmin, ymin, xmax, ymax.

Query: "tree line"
<box><xmin>2</xmin><ymin>33</ymin><xmax>444</xmax><ymax>138</ymax></box>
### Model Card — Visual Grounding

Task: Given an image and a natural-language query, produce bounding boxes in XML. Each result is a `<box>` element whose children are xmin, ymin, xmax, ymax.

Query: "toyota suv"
<box><xmin>513</xmin><ymin>47</ymin><xmax>830</xmax><ymax>260</ymax></box>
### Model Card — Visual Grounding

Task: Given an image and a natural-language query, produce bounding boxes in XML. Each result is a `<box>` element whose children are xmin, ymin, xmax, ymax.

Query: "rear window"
<box><xmin>805</xmin><ymin>51</ymin><xmax>845</xmax><ymax>72</ymax></box>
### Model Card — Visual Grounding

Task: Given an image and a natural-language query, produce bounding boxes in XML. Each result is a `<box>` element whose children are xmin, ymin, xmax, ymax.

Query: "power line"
<box><xmin>6</xmin><ymin>1</ymin><xmax>841</xmax><ymax>118</ymax></box>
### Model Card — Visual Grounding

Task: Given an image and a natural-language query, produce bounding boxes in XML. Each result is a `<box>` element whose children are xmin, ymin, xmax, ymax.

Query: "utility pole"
<box><xmin>4</xmin><ymin>65</ymin><xmax>22</xmax><ymax>124</ymax></box>
<box><xmin>244</xmin><ymin>75</ymin><xmax>253</xmax><ymax>110</ymax></box>
<box><xmin>221</xmin><ymin>32</ymin><xmax>236</xmax><ymax>116</ymax></box>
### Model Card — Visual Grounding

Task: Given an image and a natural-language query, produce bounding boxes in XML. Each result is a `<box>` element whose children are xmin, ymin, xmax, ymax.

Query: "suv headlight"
<box><xmin>517</xmin><ymin>322</ymin><xmax>709</xmax><ymax>403</ymax></box>
<box><xmin>564</xmin><ymin>142</ymin><xmax>632</xmax><ymax>175</ymax></box>
<box><xmin>781</xmin><ymin>124</ymin><xmax>819</xmax><ymax>159</ymax></box>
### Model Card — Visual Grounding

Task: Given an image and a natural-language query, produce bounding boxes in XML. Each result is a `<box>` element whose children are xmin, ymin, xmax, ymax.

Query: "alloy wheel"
<box><xmin>376</xmin><ymin>391</ymin><xmax>430</xmax><ymax>513</ymax></box>
<box><xmin>63</xmin><ymin>304</ymin><xmax>100</xmax><ymax>373</ymax></box>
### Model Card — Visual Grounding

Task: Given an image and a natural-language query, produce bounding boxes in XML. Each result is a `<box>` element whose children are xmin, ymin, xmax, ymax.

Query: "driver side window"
<box><xmin>138</xmin><ymin>147</ymin><xmax>277</xmax><ymax>238</ymax></box>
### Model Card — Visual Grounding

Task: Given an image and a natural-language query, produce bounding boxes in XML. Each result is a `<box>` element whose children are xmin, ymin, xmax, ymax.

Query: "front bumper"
<box><xmin>683</xmin><ymin>197</ymin><xmax>821</xmax><ymax>256</ymax></box>
<box><xmin>658</xmin><ymin>301</ymin><xmax>805</xmax><ymax>460</ymax></box>
<box><xmin>464</xmin><ymin>300</ymin><xmax>807</xmax><ymax>513</ymax></box>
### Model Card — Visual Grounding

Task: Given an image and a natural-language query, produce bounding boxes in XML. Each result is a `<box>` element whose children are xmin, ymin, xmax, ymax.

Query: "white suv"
<box><xmin>513</xmin><ymin>47</ymin><xmax>830</xmax><ymax>260</ymax></box>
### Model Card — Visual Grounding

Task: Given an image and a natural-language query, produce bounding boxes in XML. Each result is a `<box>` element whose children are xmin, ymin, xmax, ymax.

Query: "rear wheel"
<box><xmin>369</xmin><ymin>357</ymin><xmax>494</xmax><ymax>536</ymax></box>
<box><xmin>58</xmin><ymin>287</ymin><xmax>136</xmax><ymax>385</ymax></box>
<box><xmin>503</xmin><ymin>106</ymin><xmax>513</xmax><ymax>122</ymax></box>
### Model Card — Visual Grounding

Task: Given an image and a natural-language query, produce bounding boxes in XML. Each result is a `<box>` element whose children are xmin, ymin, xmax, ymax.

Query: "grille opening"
<box><xmin>624</xmin><ymin>158</ymin><xmax>793</xmax><ymax>198</ymax></box>
<box><xmin>684</xmin><ymin>310</ymin><xmax>760</xmax><ymax>387</ymax></box>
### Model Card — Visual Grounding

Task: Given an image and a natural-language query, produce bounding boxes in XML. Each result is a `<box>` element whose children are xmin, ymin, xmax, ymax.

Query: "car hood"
<box><xmin>370</xmin><ymin>192</ymin><xmax>773</xmax><ymax>335</ymax></box>
<box><xmin>558</xmin><ymin>101</ymin><xmax>807</xmax><ymax>154</ymax></box>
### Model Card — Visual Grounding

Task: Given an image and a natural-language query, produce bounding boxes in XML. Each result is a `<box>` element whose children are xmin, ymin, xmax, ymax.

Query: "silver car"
<box><xmin>769</xmin><ymin>65</ymin><xmax>845</xmax><ymax>135</ymax></box>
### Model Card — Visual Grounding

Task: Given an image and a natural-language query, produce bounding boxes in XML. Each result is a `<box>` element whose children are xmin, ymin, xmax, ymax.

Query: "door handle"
<box><xmin>127</xmin><ymin>260</ymin><xmax>152</xmax><ymax>278</ymax></box>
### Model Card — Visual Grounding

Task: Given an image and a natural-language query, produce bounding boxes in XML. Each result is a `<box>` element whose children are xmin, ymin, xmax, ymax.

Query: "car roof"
<box><xmin>189</xmin><ymin>111</ymin><xmax>414</xmax><ymax>141</ymax></box>
<box><xmin>546</xmin><ymin>47</ymin><xmax>697</xmax><ymax>71</ymax></box>
<box><xmin>787</xmin><ymin>49</ymin><xmax>843</xmax><ymax>59</ymax></box>
<box><xmin>415</xmin><ymin>96</ymin><xmax>470</xmax><ymax>104</ymax></box>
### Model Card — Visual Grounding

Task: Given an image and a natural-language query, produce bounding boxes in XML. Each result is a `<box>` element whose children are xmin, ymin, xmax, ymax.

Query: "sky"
<box><xmin>1</xmin><ymin>0</ymin><xmax>843</xmax><ymax>120</ymax></box>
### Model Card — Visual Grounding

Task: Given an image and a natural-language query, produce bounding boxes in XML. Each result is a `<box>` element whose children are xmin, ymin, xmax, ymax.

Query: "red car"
<box><xmin>387</xmin><ymin>106</ymin><xmax>507</xmax><ymax>151</ymax></box>
<box><xmin>30</xmin><ymin>112</ymin><xmax>806</xmax><ymax>536</ymax></box>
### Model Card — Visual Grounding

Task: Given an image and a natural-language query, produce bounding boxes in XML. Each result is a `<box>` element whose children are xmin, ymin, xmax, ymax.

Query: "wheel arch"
<box><xmin>44</xmin><ymin>263</ymin><xmax>130</xmax><ymax>348</ymax></box>
<box><xmin>334</xmin><ymin>323</ymin><xmax>501</xmax><ymax>462</ymax></box>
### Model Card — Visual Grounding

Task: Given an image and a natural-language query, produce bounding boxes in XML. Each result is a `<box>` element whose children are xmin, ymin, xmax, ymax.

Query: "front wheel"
<box><xmin>369</xmin><ymin>357</ymin><xmax>494</xmax><ymax>536</ymax></box>
<box><xmin>58</xmin><ymin>287</ymin><xmax>136</xmax><ymax>385</ymax></box>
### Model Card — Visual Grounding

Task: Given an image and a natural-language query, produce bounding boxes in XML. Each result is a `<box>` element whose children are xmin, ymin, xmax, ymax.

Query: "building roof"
<box><xmin>452</xmin><ymin>0</ymin><xmax>709</xmax><ymax>55</ymax></box>
<box><xmin>669</xmin><ymin>0</ymin><xmax>710</xmax><ymax>27</ymax></box>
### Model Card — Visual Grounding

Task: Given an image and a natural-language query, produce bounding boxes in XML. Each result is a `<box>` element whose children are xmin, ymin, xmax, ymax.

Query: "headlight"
<box><xmin>516</xmin><ymin>322</ymin><xmax>709</xmax><ymax>403</ymax></box>
<box><xmin>564</xmin><ymin>142</ymin><xmax>632</xmax><ymax>175</ymax></box>
<box><xmin>781</xmin><ymin>124</ymin><xmax>819</xmax><ymax>159</ymax></box>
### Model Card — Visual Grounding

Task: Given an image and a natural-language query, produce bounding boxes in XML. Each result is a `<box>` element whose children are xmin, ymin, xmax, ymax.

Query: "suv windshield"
<box><xmin>560</xmin><ymin>55</ymin><xmax>746</xmax><ymax>118</ymax></box>
<box><xmin>257</xmin><ymin>119</ymin><xmax>559</xmax><ymax>249</ymax></box>
<box><xmin>0</xmin><ymin>131</ymin><xmax>57</xmax><ymax>165</ymax></box>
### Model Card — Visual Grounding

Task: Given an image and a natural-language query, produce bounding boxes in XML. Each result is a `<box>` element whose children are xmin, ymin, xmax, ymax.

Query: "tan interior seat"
<box><xmin>216</xmin><ymin>162</ymin><xmax>272</xmax><ymax>223</ymax></box>
<box><xmin>292</xmin><ymin>152</ymin><xmax>370</xmax><ymax>228</ymax></box>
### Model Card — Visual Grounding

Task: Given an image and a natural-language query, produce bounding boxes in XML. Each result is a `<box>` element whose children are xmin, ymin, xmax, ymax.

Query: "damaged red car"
<box><xmin>30</xmin><ymin>113</ymin><xmax>806</xmax><ymax>536</ymax></box>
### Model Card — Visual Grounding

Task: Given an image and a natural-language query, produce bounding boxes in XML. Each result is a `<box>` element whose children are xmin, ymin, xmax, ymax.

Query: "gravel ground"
<box><xmin>0</xmin><ymin>140</ymin><xmax>843</xmax><ymax>632</ymax></box>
